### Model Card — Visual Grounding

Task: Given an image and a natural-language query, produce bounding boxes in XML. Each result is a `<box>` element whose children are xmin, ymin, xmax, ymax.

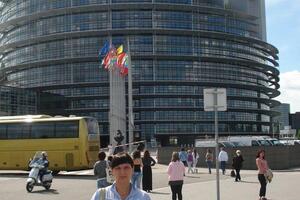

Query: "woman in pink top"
<box><xmin>256</xmin><ymin>150</ymin><xmax>269</xmax><ymax>200</ymax></box>
<box><xmin>167</xmin><ymin>152</ymin><xmax>185</xmax><ymax>200</ymax></box>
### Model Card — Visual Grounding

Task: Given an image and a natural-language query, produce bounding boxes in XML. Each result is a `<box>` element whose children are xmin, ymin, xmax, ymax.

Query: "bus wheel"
<box><xmin>26</xmin><ymin>183</ymin><xmax>34</xmax><ymax>192</ymax></box>
<box><xmin>52</xmin><ymin>171</ymin><xmax>60</xmax><ymax>176</ymax></box>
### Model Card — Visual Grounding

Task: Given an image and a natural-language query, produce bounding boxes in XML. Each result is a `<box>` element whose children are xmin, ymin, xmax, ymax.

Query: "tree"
<box><xmin>296</xmin><ymin>130</ymin><xmax>300</xmax><ymax>139</ymax></box>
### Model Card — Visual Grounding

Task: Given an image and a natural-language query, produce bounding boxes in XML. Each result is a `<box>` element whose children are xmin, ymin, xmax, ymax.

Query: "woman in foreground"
<box><xmin>90</xmin><ymin>152</ymin><xmax>151</xmax><ymax>200</ymax></box>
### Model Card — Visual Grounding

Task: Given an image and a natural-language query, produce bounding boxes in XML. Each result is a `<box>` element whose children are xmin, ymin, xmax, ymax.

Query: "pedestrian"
<box><xmin>167</xmin><ymin>152</ymin><xmax>185</xmax><ymax>200</ymax></box>
<box><xmin>131</xmin><ymin>150</ymin><xmax>143</xmax><ymax>189</ymax></box>
<box><xmin>137</xmin><ymin>142</ymin><xmax>145</xmax><ymax>152</ymax></box>
<box><xmin>218</xmin><ymin>147</ymin><xmax>228</xmax><ymax>175</ymax></box>
<box><xmin>93</xmin><ymin>151</ymin><xmax>109</xmax><ymax>189</ymax></box>
<box><xmin>256</xmin><ymin>149</ymin><xmax>269</xmax><ymax>200</ymax></box>
<box><xmin>107</xmin><ymin>144</ymin><xmax>114</xmax><ymax>156</ymax></box>
<box><xmin>90</xmin><ymin>152</ymin><xmax>151</xmax><ymax>200</ymax></box>
<box><xmin>232</xmin><ymin>150</ymin><xmax>244</xmax><ymax>182</ymax></box>
<box><xmin>178</xmin><ymin>148</ymin><xmax>187</xmax><ymax>167</ymax></box>
<box><xmin>192</xmin><ymin>148</ymin><xmax>199</xmax><ymax>173</ymax></box>
<box><xmin>187</xmin><ymin>150</ymin><xmax>194</xmax><ymax>174</ymax></box>
<box><xmin>142</xmin><ymin>150</ymin><xmax>156</xmax><ymax>192</ymax></box>
<box><xmin>107</xmin><ymin>155</ymin><xmax>113</xmax><ymax>167</ymax></box>
<box><xmin>205</xmin><ymin>149</ymin><xmax>213</xmax><ymax>174</ymax></box>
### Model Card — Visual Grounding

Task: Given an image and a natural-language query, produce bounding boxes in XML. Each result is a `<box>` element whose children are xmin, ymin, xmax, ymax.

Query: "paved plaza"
<box><xmin>1</xmin><ymin>164</ymin><xmax>299</xmax><ymax>200</ymax></box>
<box><xmin>149</xmin><ymin>165</ymin><xmax>300</xmax><ymax>200</ymax></box>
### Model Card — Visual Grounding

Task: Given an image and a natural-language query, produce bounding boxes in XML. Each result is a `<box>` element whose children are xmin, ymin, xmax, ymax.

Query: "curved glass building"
<box><xmin>0</xmin><ymin>0</ymin><xmax>280</xmax><ymax>146</ymax></box>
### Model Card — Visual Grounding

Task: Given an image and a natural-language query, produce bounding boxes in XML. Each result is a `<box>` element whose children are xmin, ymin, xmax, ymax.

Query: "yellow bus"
<box><xmin>0</xmin><ymin>115</ymin><xmax>100</xmax><ymax>173</ymax></box>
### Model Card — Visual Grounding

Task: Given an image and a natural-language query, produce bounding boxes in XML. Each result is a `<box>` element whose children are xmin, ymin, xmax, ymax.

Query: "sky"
<box><xmin>265</xmin><ymin>0</ymin><xmax>300</xmax><ymax>113</ymax></box>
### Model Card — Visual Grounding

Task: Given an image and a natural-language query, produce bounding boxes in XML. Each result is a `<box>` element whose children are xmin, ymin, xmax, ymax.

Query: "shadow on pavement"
<box><xmin>239</xmin><ymin>180</ymin><xmax>258</xmax><ymax>184</ymax></box>
<box><xmin>29</xmin><ymin>189</ymin><xmax>59</xmax><ymax>194</ymax></box>
<box><xmin>185</xmin><ymin>175</ymin><xmax>200</xmax><ymax>178</ymax></box>
<box><xmin>150</xmin><ymin>191</ymin><xmax>170</xmax><ymax>195</ymax></box>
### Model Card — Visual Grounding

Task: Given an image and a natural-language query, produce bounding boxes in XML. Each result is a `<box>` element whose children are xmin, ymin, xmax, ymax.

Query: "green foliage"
<box><xmin>297</xmin><ymin>130</ymin><xmax>300</xmax><ymax>139</ymax></box>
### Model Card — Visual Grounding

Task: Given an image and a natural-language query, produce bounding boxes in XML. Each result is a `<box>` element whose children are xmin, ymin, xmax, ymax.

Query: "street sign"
<box><xmin>203</xmin><ymin>88</ymin><xmax>227</xmax><ymax>200</ymax></box>
<box><xmin>204</xmin><ymin>88</ymin><xmax>227</xmax><ymax>111</ymax></box>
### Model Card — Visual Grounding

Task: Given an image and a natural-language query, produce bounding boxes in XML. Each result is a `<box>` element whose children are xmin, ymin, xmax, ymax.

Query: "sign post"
<box><xmin>204</xmin><ymin>88</ymin><xmax>227</xmax><ymax>200</ymax></box>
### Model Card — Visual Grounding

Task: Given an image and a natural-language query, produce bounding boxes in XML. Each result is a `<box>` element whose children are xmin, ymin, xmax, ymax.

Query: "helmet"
<box><xmin>41</xmin><ymin>151</ymin><xmax>48</xmax><ymax>157</ymax></box>
<box><xmin>236</xmin><ymin>150</ymin><xmax>241</xmax><ymax>155</ymax></box>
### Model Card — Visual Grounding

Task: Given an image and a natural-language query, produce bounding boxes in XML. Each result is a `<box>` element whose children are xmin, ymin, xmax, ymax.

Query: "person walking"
<box><xmin>232</xmin><ymin>150</ymin><xmax>244</xmax><ymax>182</ymax></box>
<box><xmin>256</xmin><ymin>149</ymin><xmax>269</xmax><ymax>200</ymax></box>
<box><xmin>93</xmin><ymin>151</ymin><xmax>109</xmax><ymax>189</ymax></box>
<box><xmin>218</xmin><ymin>147</ymin><xmax>228</xmax><ymax>175</ymax></box>
<box><xmin>167</xmin><ymin>152</ymin><xmax>185</xmax><ymax>200</ymax></box>
<box><xmin>187</xmin><ymin>150</ymin><xmax>194</xmax><ymax>174</ymax></box>
<box><xmin>205</xmin><ymin>149</ymin><xmax>213</xmax><ymax>174</ymax></box>
<box><xmin>131</xmin><ymin>150</ymin><xmax>143</xmax><ymax>189</ymax></box>
<box><xmin>90</xmin><ymin>152</ymin><xmax>151</xmax><ymax>200</ymax></box>
<box><xmin>107</xmin><ymin>144</ymin><xmax>114</xmax><ymax>156</ymax></box>
<box><xmin>142</xmin><ymin>150</ymin><xmax>156</xmax><ymax>192</ymax></box>
<box><xmin>178</xmin><ymin>148</ymin><xmax>188</xmax><ymax>167</ymax></box>
<box><xmin>192</xmin><ymin>149</ymin><xmax>199</xmax><ymax>173</ymax></box>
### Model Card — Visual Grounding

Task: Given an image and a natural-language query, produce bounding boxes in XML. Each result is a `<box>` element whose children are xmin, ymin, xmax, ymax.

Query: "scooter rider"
<box><xmin>39</xmin><ymin>151</ymin><xmax>49</xmax><ymax>182</ymax></box>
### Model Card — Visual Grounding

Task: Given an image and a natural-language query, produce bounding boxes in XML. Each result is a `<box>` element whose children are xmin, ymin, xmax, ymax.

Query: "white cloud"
<box><xmin>265</xmin><ymin>0</ymin><xmax>287</xmax><ymax>7</ymax></box>
<box><xmin>276</xmin><ymin>71</ymin><xmax>300</xmax><ymax>113</ymax></box>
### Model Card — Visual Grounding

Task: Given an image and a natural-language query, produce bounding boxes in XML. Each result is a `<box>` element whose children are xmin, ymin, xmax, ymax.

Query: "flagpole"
<box><xmin>127</xmin><ymin>37</ymin><xmax>134</xmax><ymax>153</ymax></box>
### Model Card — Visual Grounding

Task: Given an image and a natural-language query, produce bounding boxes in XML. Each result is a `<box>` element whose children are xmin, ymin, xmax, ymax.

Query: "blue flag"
<box><xmin>98</xmin><ymin>41</ymin><xmax>110</xmax><ymax>60</ymax></box>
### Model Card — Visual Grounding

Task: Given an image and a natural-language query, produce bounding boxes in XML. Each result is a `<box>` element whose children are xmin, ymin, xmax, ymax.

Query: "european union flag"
<box><xmin>98</xmin><ymin>41</ymin><xmax>110</xmax><ymax>60</ymax></box>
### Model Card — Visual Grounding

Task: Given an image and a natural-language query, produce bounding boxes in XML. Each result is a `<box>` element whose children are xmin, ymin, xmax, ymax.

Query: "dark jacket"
<box><xmin>232</xmin><ymin>155</ymin><xmax>244</xmax><ymax>170</ymax></box>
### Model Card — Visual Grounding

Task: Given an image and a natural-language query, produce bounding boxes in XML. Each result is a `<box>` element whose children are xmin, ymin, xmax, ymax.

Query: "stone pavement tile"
<box><xmin>149</xmin><ymin>171</ymin><xmax>300</xmax><ymax>200</ymax></box>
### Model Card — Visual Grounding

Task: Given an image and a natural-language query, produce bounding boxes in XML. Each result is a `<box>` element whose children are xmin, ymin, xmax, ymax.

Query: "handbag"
<box><xmin>106</xmin><ymin>161</ymin><xmax>114</xmax><ymax>184</ymax></box>
<box><xmin>264</xmin><ymin>169</ymin><xmax>273</xmax><ymax>183</ymax></box>
<box><xmin>230</xmin><ymin>170</ymin><xmax>236</xmax><ymax>177</ymax></box>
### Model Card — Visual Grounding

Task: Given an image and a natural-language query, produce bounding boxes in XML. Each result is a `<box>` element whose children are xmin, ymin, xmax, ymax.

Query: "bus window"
<box><xmin>55</xmin><ymin>121</ymin><xmax>79</xmax><ymax>138</ymax></box>
<box><xmin>0</xmin><ymin>124</ymin><xmax>7</xmax><ymax>139</ymax></box>
<box><xmin>7</xmin><ymin>123</ymin><xmax>31</xmax><ymax>139</ymax></box>
<box><xmin>31</xmin><ymin>123</ymin><xmax>55</xmax><ymax>139</ymax></box>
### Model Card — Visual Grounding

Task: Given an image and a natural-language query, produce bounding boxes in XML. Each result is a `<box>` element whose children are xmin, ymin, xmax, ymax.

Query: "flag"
<box><xmin>102</xmin><ymin>47</ymin><xmax>117</xmax><ymax>69</ymax></box>
<box><xmin>98</xmin><ymin>41</ymin><xmax>110</xmax><ymax>60</ymax></box>
<box><xmin>121</xmin><ymin>54</ymin><xmax>129</xmax><ymax>67</ymax></box>
<box><xmin>116</xmin><ymin>45</ymin><xmax>123</xmax><ymax>55</ymax></box>
<box><xmin>117</xmin><ymin>52</ymin><xmax>126</xmax><ymax>67</ymax></box>
<box><xmin>109</xmin><ymin>57</ymin><xmax>118</xmax><ymax>69</ymax></box>
<box><xmin>120</xmin><ymin>65</ymin><xmax>128</xmax><ymax>76</ymax></box>
<box><xmin>120</xmin><ymin>54</ymin><xmax>129</xmax><ymax>76</ymax></box>
<box><xmin>102</xmin><ymin>53</ymin><xmax>112</xmax><ymax>69</ymax></box>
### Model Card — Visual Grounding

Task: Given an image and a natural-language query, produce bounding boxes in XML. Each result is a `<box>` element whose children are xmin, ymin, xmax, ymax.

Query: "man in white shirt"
<box><xmin>218</xmin><ymin>147</ymin><xmax>228</xmax><ymax>175</ymax></box>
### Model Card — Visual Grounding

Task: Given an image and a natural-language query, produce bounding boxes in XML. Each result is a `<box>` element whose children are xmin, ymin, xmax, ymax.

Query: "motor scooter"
<box><xmin>26</xmin><ymin>152</ymin><xmax>53</xmax><ymax>192</ymax></box>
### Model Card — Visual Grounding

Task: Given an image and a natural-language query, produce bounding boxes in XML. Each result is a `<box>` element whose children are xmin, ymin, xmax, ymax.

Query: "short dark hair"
<box><xmin>98</xmin><ymin>151</ymin><xmax>106</xmax><ymax>160</ymax></box>
<box><xmin>111</xmin><ymin>152</ymin><xmax>134</xmax><ymax>169</ymax></box>
<box><xmin>256</xmin><ymin>149</ymin><xmax>265</xmax><ymax>159</ymax></box>
<box><xmin>132</xmin><ymin>150</ymin><xmax>141</xmax><ymax>159</ymax></box>
<box><xmin>107</xmin><ymin>155</ymin><xmax>113</xmax><ymax>162</ymax></box>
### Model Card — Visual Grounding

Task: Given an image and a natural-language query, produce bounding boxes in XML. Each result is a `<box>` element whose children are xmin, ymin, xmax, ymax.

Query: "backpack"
<box><xmin>98</xmin><ymin>188</ymin><xmax>106</xmax><ymax>200</ymax></box>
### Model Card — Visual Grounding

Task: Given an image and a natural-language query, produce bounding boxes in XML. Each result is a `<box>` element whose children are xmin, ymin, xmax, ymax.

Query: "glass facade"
<box><xmin>0</xmin><ymin>86</ymin><xmax>36</xmax><ymax>115</ymax></box>
<box><xmin>0</xmin><ymin>0</ymin><xmax>280</xmax><ymax>145</ymax></box>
